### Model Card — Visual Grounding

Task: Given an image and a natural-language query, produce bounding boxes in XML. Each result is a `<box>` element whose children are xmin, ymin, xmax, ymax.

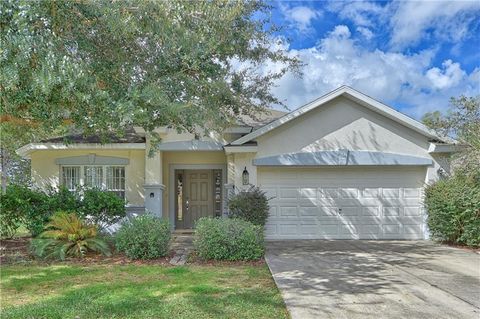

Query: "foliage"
<box><xmin>0</xmin><ymin>184</ymin><xmax>52</xmax><ymax>237</ymax></box>
<box><xmin>30</xmin><ymin>212</ymin><xmax>111</xmax><ymax>260</ymax></box>
<box><xmin>194</xmin><ymin>217</ymin><xmax>264</xmax><ymax>261</ymax></box>
<box><xmin>228</xmin><ymin>186</ymin><xmax>270</xmax><ymax>226</ymax></box>
<box><xmin>0</xmin><ymin>185</ymin><xmax>27</xmax><ymax>238</ymax></box>
<box><xmin>423</xmin><ymin>95</ymin><xmax>480</xmax><ymax>175</ymax></box>
<box><xmin>1</xmin><ymin>0</ymin><xmax>299</xmax><ymax>149</ymax></box>
<box><xmin>79</xmin><ymin>187</ymin><xmax>126</xmax><ymax>229</ymax></box>
<box><xmin>425</xmin><ymin>174</ymin><xmax>480</xmax><ymax>247</ymax></box>
<box><xmin>0</xmin><ymin>184</ymin><xmax>125</xmax><ymax>237</ymax></box>
<box><xmin>115</xmin><ymin>215</ymin><xmax>171</xmax><ymax>260</ymax></box>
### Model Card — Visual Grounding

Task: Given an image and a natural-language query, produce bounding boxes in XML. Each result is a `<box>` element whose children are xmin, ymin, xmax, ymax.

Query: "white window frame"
<box><xmin>60</xmin><ymin>165</ymin><xmax>126</xmax><ymax>200</ymax></box>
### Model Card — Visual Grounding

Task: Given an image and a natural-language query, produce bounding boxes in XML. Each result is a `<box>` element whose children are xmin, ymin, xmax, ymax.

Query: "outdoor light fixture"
<box><xmin>242</xmin><ymin>166</ymin><xmax>249</xmax><ymax>185</ymax></box>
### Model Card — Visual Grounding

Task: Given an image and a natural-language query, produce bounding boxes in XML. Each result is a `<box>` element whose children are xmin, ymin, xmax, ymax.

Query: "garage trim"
<box><xmin>253</xmin><ymin>150</ymin><xmax>433</xmax><ymax>166</ymax></box>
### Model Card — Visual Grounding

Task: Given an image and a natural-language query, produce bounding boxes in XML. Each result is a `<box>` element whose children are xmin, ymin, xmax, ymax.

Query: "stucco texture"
<box><xmin>30</xmin><ymin>149</ymin><xmax>145</xmax><ymax>206</ymax></box>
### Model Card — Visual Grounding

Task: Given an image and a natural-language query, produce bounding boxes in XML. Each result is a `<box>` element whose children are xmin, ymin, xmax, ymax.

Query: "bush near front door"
<box><xmin>194</xmin><ymin>217</ymin><xmax>265</xmax><ymax>261</ymax></box>
<box><xmin>227</xmin><ymin>186</ymin><xmax>270</xmax><ymax>226</ymax></box>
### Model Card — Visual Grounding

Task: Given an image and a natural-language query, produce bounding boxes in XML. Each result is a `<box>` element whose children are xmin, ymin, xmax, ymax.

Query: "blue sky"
<box><xmin>262</xmin><ymin>0</ymin><xmax>480</xmax><ymax>119</ymax></box>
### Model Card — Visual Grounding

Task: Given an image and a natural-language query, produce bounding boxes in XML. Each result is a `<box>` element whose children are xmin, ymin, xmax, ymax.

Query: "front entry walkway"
<box><xmin>169</xmin><ymin>231</ymin><xmax>194</xmax><ymax>265</ymax></box>
<box><xmin>266</xmin><ymin>240</ymin><xmax>480</xmax><ymax>319</ymax></box>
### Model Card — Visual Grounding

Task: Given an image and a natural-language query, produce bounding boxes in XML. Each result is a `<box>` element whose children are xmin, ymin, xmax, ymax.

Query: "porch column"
<box><xmin>144</xmin><ymin>137</ymin><xmax>164</xmax><ymax>217</ymax></box>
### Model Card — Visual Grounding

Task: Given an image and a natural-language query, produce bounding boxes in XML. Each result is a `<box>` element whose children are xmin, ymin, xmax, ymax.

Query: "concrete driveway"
<box><xmin>266</xmin><ymin>240</ymin><xmax>480</xmax><ymax>319</ymax></box>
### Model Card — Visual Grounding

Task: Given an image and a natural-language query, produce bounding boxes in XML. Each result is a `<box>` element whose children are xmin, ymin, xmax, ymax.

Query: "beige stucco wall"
<box><xmin>255</xmin><ymin>96</ymin><xmax>448</xmax><ymax>182</ymax></box>
<box><xmin>161</xmin><ymin>151</ymin><xmax>227</xmax><ymax>218</ymax></box>
<box><xmin>30</xmin><ymin>149</ymin><xmax>146</xmax><ymax>206</ymax></box>
<box><xmin>256</xmin><ymin>96</ymin><xmax>430</xmax><ymax>157</ymax></box>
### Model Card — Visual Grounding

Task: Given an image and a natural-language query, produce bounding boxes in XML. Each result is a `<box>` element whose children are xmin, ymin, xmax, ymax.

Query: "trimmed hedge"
<box><xmin>425</xmin><ymin>174</ymin><xmax>480</xmax><ymax>247</ymax></box>
<box><xmin>228</xmin><ymin>186</ymin><xmax>270</xmax><ymax>226</ymax></box>
<box><xmin>194</xmin><ymin>217</ymin><xmax>264</xmax><ymax>261</ymax></box>
<box><xmin>115</xmin><ymin>215</ymin><xmax>171</xmax><ymax>260</ymax></box>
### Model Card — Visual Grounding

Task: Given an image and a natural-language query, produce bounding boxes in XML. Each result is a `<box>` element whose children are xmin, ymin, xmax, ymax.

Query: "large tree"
<box><xmin>422</xmin><ymin>96</ymin><xmax>480</xmax><ymax>176</ymax></box>
<box><xmin>0</xmin><ymin>0</ymin><xmax>300</xmax><ymax>190</ymax></box>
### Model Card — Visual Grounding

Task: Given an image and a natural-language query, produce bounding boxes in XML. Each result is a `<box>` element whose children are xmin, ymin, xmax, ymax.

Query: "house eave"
<box><xmin>253</xmin><ymin>150</ymin><xmax>433</xmax><ymax>166</ymax></box>
<box><xmin>16</xmin><ymin>143</ymin><xmax>146</xmax><ymax>159</ymax></box>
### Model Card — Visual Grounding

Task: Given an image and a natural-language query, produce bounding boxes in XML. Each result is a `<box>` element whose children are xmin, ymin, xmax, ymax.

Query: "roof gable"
<box><xmin>231</xmin><ymin>86</ymin><xmax>447</xmax><ymax>145</ymax></box>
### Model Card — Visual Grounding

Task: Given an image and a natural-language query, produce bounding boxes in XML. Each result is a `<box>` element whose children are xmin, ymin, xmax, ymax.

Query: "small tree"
<box><xmin>228</xmin><ymin>186</ymin><xmax>270</xmax><ymax>226</ymax></box>
<box><xmin>422</xmin><ymin>95</ymin><xmax>480</xmax><ymax>175</ymax></box>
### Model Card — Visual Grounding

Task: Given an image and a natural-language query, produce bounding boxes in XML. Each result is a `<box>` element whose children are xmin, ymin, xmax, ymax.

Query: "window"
<box><xmin>107</xmin><ymin>166</ymin><xmax>126</xmax><ymax>199</ymax></box>
<box><xmin>84</xmin><ymin>166</ymin><xmax>103</xmax><ymax>188</ymax></box>
<box><xmin>62</xmin><ymin>167</ymin><xmax>80</xmax><ymax>191</ymax></box>
<box><xmin>61</xmin><ymin>165</ymin><xmax>126</xmax><ymax>199</ymax></box>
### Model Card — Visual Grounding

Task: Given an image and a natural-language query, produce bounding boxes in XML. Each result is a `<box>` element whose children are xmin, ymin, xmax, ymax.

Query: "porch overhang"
<box><xmin>252</xmin><ymin>150</ymin><xmax>433</xmax><ymax>166</ymax></box>
<box><xmin>158</xmin><ymin>140</ymin><xmax>223</xmax><ymax>151</ymax></box>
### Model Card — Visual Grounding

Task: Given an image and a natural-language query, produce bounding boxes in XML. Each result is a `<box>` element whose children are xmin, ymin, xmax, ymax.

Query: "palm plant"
<box><xmin>30</xmin><ymin>212</ymin><xmax>111</xmax><ymax>260</ymax></box>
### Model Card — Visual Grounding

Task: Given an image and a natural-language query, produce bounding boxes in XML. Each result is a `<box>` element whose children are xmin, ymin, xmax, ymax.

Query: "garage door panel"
<box><xmin>260</xmin><ymin>167</ymin><xmax>426</xmax><ymax>240</ymax></box>
<box><xmin>339</xmin><ymin>188</ymin><xmax>359</xmax><ymax>198</ymax></box>
<box><xmin>278</xmin><ymin>223</ymin><xmax>299</xmax><ymax>235</ymax></box>
<box><xmin>362</xmin><ymin>206</ymin><xmax>380</xmax><ymax>216</ymax></box>
<box><xmin>279</xmin><ymin>206</ymin><xmax>298</xmax><ymax>218</ymax></box>
<box><xmin>319</xmin><ymin>188</ymin><xmax>339</xmax><ymax>198</ymax></box>
<box><xmin>299</xmin><ymin>206</ymin><xmax>317</xmax><ymax>217</ymax></box>
<box><xmin>279</xmin><ymin>188</ymin><xmax>298</xmax><ymax>200</ymax></box>
<box><xmin>339</xmin><ymin>206</ymin><xmax>358</xmax><ymax>216</ymax></box>
<box><xmin>268</xmin><ymin>206</ymin><xmax>278</xmax><ymax>218</ymax></box>
<box><xmin>319</xmin><ymin>207</ymin><xmax>338</xmax><ymax>217</ymax></box>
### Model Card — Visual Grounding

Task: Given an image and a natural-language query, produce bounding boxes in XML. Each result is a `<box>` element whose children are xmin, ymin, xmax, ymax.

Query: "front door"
<box><xmin>176</xmin><ymin>170</ymin><xmax>213</xmax><ymax>229</ymax></box>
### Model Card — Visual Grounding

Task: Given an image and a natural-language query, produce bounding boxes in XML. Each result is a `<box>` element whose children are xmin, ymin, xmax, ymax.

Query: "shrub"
<box><xmin>0</xmin><ymin>185</ymin><xmax>27</xmax><ymax>238</ymax></box>
<box><xmin>228</xmin><ymin>186</ymin><xmax>270</xmax><ymax>226</ymax></box>
<box><xmin>30</xmin><ymin>211</ymin><xmax>111</xmax><ymax>260</ymax></box>
<box><xmin>0</xmin><ymin>185</ymin><xmax>53</xmax><ymax>237</ymax></box>
<box><xmin>425</xmin><ymin>174</ymin><xmax>480</xmax><ymax>247</ymax></box>
<box><xmin>194</xmin><ymin>217</ymin><xmax>264</xmax><ymax>261</ymax></box>
<box><xmin>115</xmin><ymin>214</ymin><xmax>171</xmax><ymax>260</ymax></box>
<box><xmin>1</xmin><ymin>184</ymin><xmax>126</xmax><ymax>237</ymax></box>
<box><xmin>47</xmin><ymin>186</ymin><xmax>81</xmax><ymax>212</ymax></box>
<box><xmin>79</xmin><ymin>187</ymin><xmax>126</xmax><ymax>229</ymax></box>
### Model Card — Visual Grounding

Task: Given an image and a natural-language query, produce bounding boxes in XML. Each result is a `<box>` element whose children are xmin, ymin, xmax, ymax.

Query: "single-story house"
<box><xmin>17</xmin><ymin>86</ymin><xmax>456</xmax><ymax>240</ymax></box>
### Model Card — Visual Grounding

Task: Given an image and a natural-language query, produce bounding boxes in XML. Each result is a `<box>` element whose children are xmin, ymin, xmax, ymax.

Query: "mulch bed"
<box><xmin>0</xmin><ymin>237</ymin><xmax>32</xmax><ymax>264</ymax></box>
<box><xmin>0</xmin><ymin>237</ymin><xmax>265</xmax><ymax>266</ymax></box>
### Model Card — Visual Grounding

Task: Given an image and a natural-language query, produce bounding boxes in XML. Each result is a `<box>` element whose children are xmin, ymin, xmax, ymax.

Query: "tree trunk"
<box><xmin>1</xmin><ymin>148</ymin><xmax>7</xmax><ymax>194</ymax></box>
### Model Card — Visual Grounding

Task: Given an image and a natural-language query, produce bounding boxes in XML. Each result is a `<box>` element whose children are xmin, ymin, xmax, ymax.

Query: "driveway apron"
<box><xmin>266</xmin><ymin>240</ymin><xmax>480</xmax><ymax>319</ymax></box>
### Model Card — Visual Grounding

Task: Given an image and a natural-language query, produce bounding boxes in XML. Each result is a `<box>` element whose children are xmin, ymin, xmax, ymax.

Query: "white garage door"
<box><xmin>259</xmin><ymin>167</ymin><xmax>427</xmax><ymax>240</ymax></box>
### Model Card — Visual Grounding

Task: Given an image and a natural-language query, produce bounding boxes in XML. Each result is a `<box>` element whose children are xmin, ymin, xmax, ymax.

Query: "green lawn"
<box><xmin>0</xmin><ymin>263</ymin><xmax>288</xmax><ymax>319</ymax></box>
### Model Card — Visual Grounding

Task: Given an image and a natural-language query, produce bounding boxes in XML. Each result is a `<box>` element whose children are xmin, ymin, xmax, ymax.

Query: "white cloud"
<box><xmin>426</xmin><ymin>60</ymin><xmax>466</xmax><ymax>90</ymax></box>
<box><xmin>280</xmin><ymin>5</ymin><xmax>322</xmax><ymax>33</ymax></box>
<box><xmin>328</xmin><ymin>1</ymin><xmax>480</xmax><ymax>50</ymax></box>
<box><xmin>264</xmin><ymin>25</ymin><xmax>479</xmax><ymax>118</ymax></box>
<box><xmin>356</xmin><ymin>26</ymin><xmax>374</xmax><ymax>40</ymax></box>
<box><xmin>329</xmin><ymin>1</ymin><xmax>385</xmax><ymax>27</ymax></box>
<box><xmin>389</xmin><ymin>0</ymin><xmax>480</xmax><ymax>49</ymax></box>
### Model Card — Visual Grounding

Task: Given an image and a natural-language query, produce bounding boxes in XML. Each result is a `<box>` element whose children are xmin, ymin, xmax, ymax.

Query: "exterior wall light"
<box><xmin>242</xmin><ymin>167</ymin><xmax>249</xmax><ymax>185</ymax></box>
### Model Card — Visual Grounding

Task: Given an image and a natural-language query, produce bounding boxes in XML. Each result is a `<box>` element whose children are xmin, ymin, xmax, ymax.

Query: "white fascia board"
<box><xmin>428</xmin><ymin>143</ymin><xmax>462</xmax><ymax>153</ymax></box>
<box><xmin>231</xmin><ymin>86</ymin><xmax>450</xmax><ymax>145</ymax></box>
<box><xmin>223</xmin><ymin>126</ymin><xmax>253</xmax><ymax>134</ymax></box>
<box><xmin>223</xmin><ymin>145</ymin><xmax>258</xmax><ymax>154</ymax></box>
<box><xmin>17</xmin><ymin>143</ymin><xmax>146</xmax><ymax>159</ymax></box>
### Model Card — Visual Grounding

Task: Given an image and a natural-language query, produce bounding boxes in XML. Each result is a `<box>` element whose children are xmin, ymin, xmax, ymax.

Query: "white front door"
<box><xmin>258</xmin><ymin>167</ymin><xmax>426</xmax><ymax>240</ymax></box>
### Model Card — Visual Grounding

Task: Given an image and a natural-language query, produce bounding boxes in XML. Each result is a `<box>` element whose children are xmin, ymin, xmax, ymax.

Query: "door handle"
<box><xmin>186</xmin><ymin>198</ymin><xmax>189</xmax><ymax>210</ymax></box>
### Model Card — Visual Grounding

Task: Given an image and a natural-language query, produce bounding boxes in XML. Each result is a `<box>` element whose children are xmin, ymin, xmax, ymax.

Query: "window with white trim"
<box><xmin>61</xmin><ymin>166</ymin><xmax>80</xmax><ymax>191</ymax></box>
<box><xmin>61</xmin><ymin>165</ymin><xmax>126</xmax><ymax>199</ymax></box>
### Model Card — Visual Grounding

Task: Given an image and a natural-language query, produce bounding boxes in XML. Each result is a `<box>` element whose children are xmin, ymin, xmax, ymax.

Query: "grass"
<box><xmin>0</xmin><ymin>263</ymin><xmax>288</xmax><ymax>319</ymax></box>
